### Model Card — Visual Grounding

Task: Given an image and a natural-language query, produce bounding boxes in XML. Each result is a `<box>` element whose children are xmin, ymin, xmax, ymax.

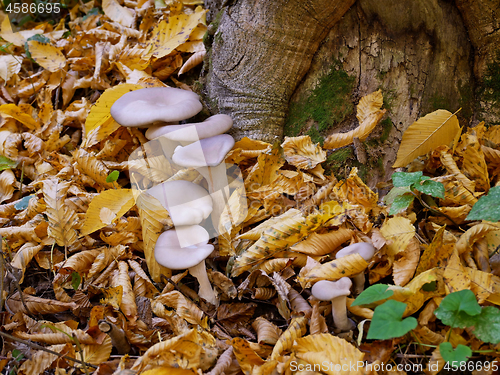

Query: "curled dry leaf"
<box><xmin>281</xmin><ymin>135</ymin><xmax>326</xmax><ymax>169</ymax></box>
<box><xmin>298</xmin><ymin>253</ymin><xmax>369</xmax><ymax>288</ymax></box>
<box><xmin>270</xmin><ymin>316</ymin><xmax>308</xmax><ymax>360</ymax></box>
<box><xmin>290</xmin><ymin>228</ymin><xmax>353</xmax><ymax>256</ymax></box>
<box><xmin>17</xmin><ymin>343</ymin><xmax>72</xmax><ymax>375</ymax></box>
<box><xmin>7</xmin><ymin>292</ymin><xmax>76</xmax><ymax>314</ymax></box>
<box><xmin>324</xmin><ymin>90</ymin><xmax>386</xmax><ymax>149</ymax></box>
<box><xmin>178</xmin><ymin>50</ymin><xmax>206</xmax><ymax>75</ymax></box>
<box><xmin>251</xmin><ymin>317</ymin><xmax>282</xmax><ymax>345</ymax></box>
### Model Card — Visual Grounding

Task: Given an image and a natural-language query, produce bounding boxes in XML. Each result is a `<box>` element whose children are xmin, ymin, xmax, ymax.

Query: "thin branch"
<box><xmin>0</xmin><ymin>331</ymin><xmax>97</xmax><ymax>369</ymax></box>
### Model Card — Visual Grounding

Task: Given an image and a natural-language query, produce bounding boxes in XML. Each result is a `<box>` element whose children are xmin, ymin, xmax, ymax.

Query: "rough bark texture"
<box><xmin>289</xmin><ymin>0</ymin><xmax>474</xmax><ymax>186</ymax></box>
<box><xmin>201</xmin><ymin>0</ymin><xmax>356</xmax><ymax>142</ymax></box>
<box><xmin>455</xmin><ymin>0</ymin><xmax>500</xmax><ymax>125</ymax></box>
<box><xmin>202</xmin><ymin>0</ymin><xmax>500</xmax><ymax>185</ymax></box>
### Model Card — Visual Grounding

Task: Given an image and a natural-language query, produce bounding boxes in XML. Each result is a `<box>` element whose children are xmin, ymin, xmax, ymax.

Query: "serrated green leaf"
<box><xmin>470</xmin><ymin>306</ymin><xmax>500</xmax><ymax>344</ymax></box>
<box><xmin>0</xmin><ymin>155</ymin><xmax>17</xmax><ymax>171</ymax></box>
<box><xmin>466</xmin><ymin>186</ymin><xmax>500</xmax><ymax>222</ymax></box>
<box><xmin>106</xmin><ymin>170</ymin><xmax>120</xmax><ymax>183</ymax></box>
<box><xmin>389</xmin><ymin>193</ymin><xmax>414</xmax><ymax>215</ymax></box>
<box><xmin>71</xmin><ymin>272</ymin><xmax>81</xmax><ymax>291</ymax></box>
<box><xmin>434</xmin><ymin>290</ymin><xmax>481</xmax><ymax>328</ymax></box>
<box><xmin>366</xmin><ymin>300</ymin><xmax>417</xmax><ymax>340</ymax></box>
<box><xmin>439</xmin><ymin>342</ymin><xmax>471</xmax><ymax>364</ymax></box>
<box><xmin>351</xmin><ymin>284</ymin><xmax>394</xmax><ymax>306</ymax></box>
<box><xmin>14</xmin><ymin>195</ymin><xmax>34</xmax><ymax>210</ymax></box>
<box><xmin>392</xmin><ymin>171</ymin><xmax>423</xmax><ymax>187</ymax></box>
<box><xmin>413</xmin><ymin>179</ymin><xmax>445</xmax><ymax>199</ymax></box>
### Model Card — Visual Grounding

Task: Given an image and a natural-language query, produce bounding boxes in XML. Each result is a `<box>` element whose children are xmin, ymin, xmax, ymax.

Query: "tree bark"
<box><xmin>201</xmin><ymin>0</ymin><xmax>356</xmax><ymax>142</ymax></box>
<box><xmin>202</xmin><ymin>0</ymin><xmax>500</xmax><ymax>184</ymax></box>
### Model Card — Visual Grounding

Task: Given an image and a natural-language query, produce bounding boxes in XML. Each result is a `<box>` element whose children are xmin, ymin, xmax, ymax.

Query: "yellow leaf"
<box><xmin>84</xmin><ymin>83</ymin><xmax>143</xmax><ymax>145</ymax></box>
<box><xmin>102</xmin><ymin>0</ymin><xmax>135</xmax><ymax>27</ymax></box>
<box><xmin>393</xmin><ymin>109</ymin><xmax>460</xmax><ymax>168</ymax></box>
<box><xmin>460</xmin><ymin>133</ymin><xmax>490</xmax><ymax>192</ymax></box>
<box><xmin>143</xmin><ymin>9</ymin><xmax>207</xmax><ymax>60</ymax></box>
<box><xmin>244</xmin><ymin>144</ymin><xmax>285</xmax><ymax>192</ymax></box>
<box><xmin>80</xmin><ymin>189</ymin><xmax>135</xmax><ymax>236</ymax></box>
<box><xmin>281</xmin><ymin>136</ymin><xmax>326</xmax><ymax>169</ymax></box>
<box><xmin>324</xmin><ymin>90</ymin><xmax>385</xmax><ymax>149</ymax></box>
<box><xmin>293</xmin><ymin>334</ymin><xmax>364</xmax><ymax>375</ymax></box>
<box><xmin>231</xmin><ymin>337</ymin><xmax>265</xmax><ymax>374</ymax></box>
<box><xmin>27</xmin><ymin>40</ymin><xmax>66</xmax><ymax>72</ymax></box>
<box><xmin>0</xmin><ymin>55</ymin><xmax>21</xmax><ymax>81</ymax></box>
<box><xmin>456</xmin><ymin>222</ymin><xmax>500</xmax><ymax>255</ymax></box>
<box><xmin>142</xmin><ymin>369</ymin><xmax>197</xmax><ymax>375</ymax></box>
<box><xmin>136</xmin><ymin>192</ymin><xmax>172</xmax><ymax>282</ymax></box>
<box><xmin>393</xmin><ymin>237</ymin><xmax>420</xmax><ymax>286</ymax></box>
<box><xmin>237</xmin><ymin>208</ymin><xmax>303</xmax><ymax>241</ymax></box>
<box><xmin>290</xmin><ymin>228</ymin><xmax>353</xmax><ymax>256</ymax></box>
<box><xmin>42</xmin><ymin>178</ymin><xmax>78</xmax><ymax>247</ymax></box>
<box><xmin>0</xmin><ymin>103</ymin><xmax>40</xmax><ymax>130</ymax></box>
<box><xmin>112</xmin><ymin>261</ymin><xmax>137</xmax><ymax>321</ymax></box>
<box><xmin>73</xmin><ymin>148</ymin><xmax>120</xmax><ymax>189</ymax></box>
<box><xmin>100</xmin><ymin>286</ymin><xmax>123</xmax><ymax>310</ymax></box>
<box><xmin>0</xmin><ymin>16</ymin><xmax>42</xmax><ymax>46</ymax></box>
<box><xmin>270</xmin><ymin>317</ymin><xmax>307</xmax><ymax>360</ymax></box>
<box><xmin>380</xmin><ymin>217</ymin><xmax>415</xmax><ymax>258</ymax></box>
<box><xmin>0</xmin><ymin>169</ymin><xmax>15</xmax><ymax>204</ymax></box>
<box><xmin>82</xmin><ymin>334</ymin><xmax>112</xmax><ymax>365</ymax></box>
<box><xmin>231</xmin><ymin>209</ymin><xmax>332</xmax><ymax>277</ymax></box>
<box><xmin>298</xmin><ymin>253</ymin><xmax>368</xmax><ymax>288</ymax></box>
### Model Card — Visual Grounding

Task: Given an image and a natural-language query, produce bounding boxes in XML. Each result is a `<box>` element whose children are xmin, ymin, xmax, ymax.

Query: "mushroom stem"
<box><xmin>330</xmin><ymin>295</ymin><xmax>355</xmax><ymax>332</ymax></box>
<box><xmin>352</xmin><ymin>273</ymin><xmax>366</xmax><ymax>295</ymax></box>
<box><xmin>188</xmin><ymin>260</ymin><xmax>218</xmax><ymax>306</ymax></box>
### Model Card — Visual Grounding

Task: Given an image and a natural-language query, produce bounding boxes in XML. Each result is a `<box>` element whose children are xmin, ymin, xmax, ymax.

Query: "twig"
<box><xmin>0</xmin><ymin>331</ymin><xmax>97</xmax><ymax>369</ymax></box>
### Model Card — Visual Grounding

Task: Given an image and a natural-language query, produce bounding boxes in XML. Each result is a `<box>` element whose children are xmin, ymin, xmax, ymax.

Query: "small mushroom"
<box><xmin>147</xmin><ymin>180</ymin><xmax>213</xmax><ymax>226</ymax></box>
<box><xmin>154</xmin><ymin>225</ymin><xmax>218</xmax><ymax>305</ymax></box>
<box><xmin>146</xmin><ymin>114</ymin><xmax>233</xmax><ymax>142</ymax></box>
<box><xmin>172</xmin><ymin>134</ymin><xmax>235</xmax><ymax>232</ymax></box>
<box><xmin>110</xmin><ymin>87</ymin><xmax>202</xmax><ymax>127</ymax></box>
<box><xmin>311</xmin><ymin>278</ymin><xmax>355</xmax><ymax>332</ymax></box>
<box><xmin>335</xmin><ymin>242</ymin><xmax>375</xmax><ymax>295</ymax></box>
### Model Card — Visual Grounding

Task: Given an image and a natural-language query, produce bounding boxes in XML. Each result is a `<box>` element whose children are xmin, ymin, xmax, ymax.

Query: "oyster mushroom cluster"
<box><xmin>111</xmin><ymin>87</ymin><xmax>237</xmax><ymax>306</ymax></box>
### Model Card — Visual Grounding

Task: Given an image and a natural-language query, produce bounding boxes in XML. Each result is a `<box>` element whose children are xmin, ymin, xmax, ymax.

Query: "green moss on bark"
<box><xmin>284</xmin><ymin>65</ymin><xmax>355</xmax><ymax>144</ymax></box>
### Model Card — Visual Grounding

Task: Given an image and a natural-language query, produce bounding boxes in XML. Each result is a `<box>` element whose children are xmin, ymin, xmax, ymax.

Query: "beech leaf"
<box><xmin>393</xmin><ymin>109</ymin><xmax>460</xmax><ymax>168</ymax></box>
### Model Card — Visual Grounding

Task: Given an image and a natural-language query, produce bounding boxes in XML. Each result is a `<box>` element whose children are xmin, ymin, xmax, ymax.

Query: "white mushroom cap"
<box><xmin>147</xmin><ymin>180</ymin><xmax>213</xmax><ymax>226</ymax></box>
<box><xmin>145</xmin><ymin>114</ymin><xmax>233</xmax><ymax>141</ymax></box>
<box><xmin>110</xmin><ymin>87</ymin><xmax>202</xmax><ymax>127</ymax></box>
<box><xmin>336</xmin><ymin>242</ymin><xmax>375</xmax><ymax>261</ymax></box>
<box><xmin>311</xmin><ymin>278</ymin><xmax>352</xmax><ymax>301</ymax></box>
<box><xmin>154</xmin><ymin>226</ymin><xmax>214</xmax><ymax>269</ymax></box>
<box><xmin>172</xmin><ymin>134</ymin><xmax>235</xmax><ymax>167</ymax></box>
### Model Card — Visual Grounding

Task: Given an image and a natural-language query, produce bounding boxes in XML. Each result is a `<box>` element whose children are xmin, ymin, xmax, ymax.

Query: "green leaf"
<box><xmin>12</xmin><ymin>349</ymin><xmax>24</xmax><ymax>361</ymax></box>
<box><xmin>351</xmin><ymin>284</ymin><xmax>394</xmax><ymax>306</ymax></box>
<box><xmin>389</xmin><ymin>194</ymin><xmax>414</xmax><ymax>215</ymax></box>
<box><xmin>413</xmin><ymin>179</ymin><xmax>445</xmax><ymax>199</ymax></box>
<box><xmin>383</xmin><ymin>186</ymin><xmax>412</xmax><ymax>206</ymax></box>
<box><xmin>392</xmin><ymin>171</ymin><xmax>423</xmax><ymax>187</ymax></box>
<box><xmin>0</xmin><ymin>155</ymin><xmax>17</xmax><ymax>171</ymax></box>
<box><xmin>14</xmin><ymin>195</ymin><xmax>34</xmax><ymax>210</ymax></box>
<box><xmin>106</xmin><ymin>170</ymin><xmax>120</xmax><ymax>183</ymax></box>
<box><xmin>470</xmin><ymin>306</ymin><xmax>500</xmax><ymax>344</ymax></box>
<box><xmin>466</xmin><ymin>186</ymin><xmax>500</xmax><ymax>222</ymax></box>
<box><xmin>71</xmin><ymin>272</ymin><xmax>81</xmax><ymax>291</ymax></box>
<box><xmin>439</xmin><ymin>342</ymin><xmax>471</xmax><ymax>364</ymax></box>
<box><xmin>82</xmin><ymin>7</ymin><xmax>103</xmax><ymax>20</ymax></box>
<box><xmin>434</xmin><ymin>290</ymin><xmax>481</xmax><ymax>328</ymax></box>
<box><xmin>366</xmin><ymin>300</ymin><xmax>417</xmax><ymax>340</ymax></box>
